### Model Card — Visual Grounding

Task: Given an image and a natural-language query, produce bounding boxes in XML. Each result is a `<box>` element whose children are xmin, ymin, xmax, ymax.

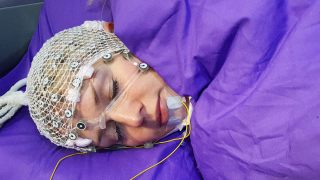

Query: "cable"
<box><xmin>129</xmin><ymin>102</ymin><xmax>191</xmax><ymax>179</ymax></box>
<box><xmin>50</xmin><ymin>152</ymin><xmax>87</xmax><ymax>180</ymax></box>
<box><xmin>50</xmin><ymin>102</ymin><xmax>191</xmax><ymax>180</ymax></box>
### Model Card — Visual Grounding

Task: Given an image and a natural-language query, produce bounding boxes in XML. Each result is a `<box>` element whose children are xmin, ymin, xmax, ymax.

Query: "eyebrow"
<box><xmin>83</xmin><ymin>69</ymin><xmax>99</xmax><ymax>99</ymax></box>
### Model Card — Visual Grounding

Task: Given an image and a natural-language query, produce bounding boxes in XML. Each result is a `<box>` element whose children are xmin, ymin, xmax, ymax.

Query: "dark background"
<box><xmin>0</xmin><ymin>0</ymin><xmax>43</xmax><ymax>78</ymax></box>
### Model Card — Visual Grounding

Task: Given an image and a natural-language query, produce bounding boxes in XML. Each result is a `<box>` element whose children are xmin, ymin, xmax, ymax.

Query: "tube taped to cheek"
<box><xmin>166</xmin><ymin>96</ymin><xmax>186</xmax><ymax>127</ymax></box>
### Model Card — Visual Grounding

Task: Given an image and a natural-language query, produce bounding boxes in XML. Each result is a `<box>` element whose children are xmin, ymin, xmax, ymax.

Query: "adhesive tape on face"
<box><xmin>167</xmin><ymin>117</ymin><xmax>181</xmax><ymax>127</ymax></box>
<box><xmin>166</xmin><ymin>96</ymin><xmax>182</xmax><ymax>110</ymax></box>
<box><xmin>65</xmin><ymin>139</ymin><xmax>75</xmax><ymax>147</ymax></box>
<box><xmin>75</xmin><ymin>137</ymin><xmax>93</xmax><ymax>147</ymax></box>
<box><xmin>66</xmin><ymin>88</ymin><xmax>80</xmax><ymax>102</ymax></box>
<box><xmin>166</xmin><ymin>96</ymin><xmax>184</xmax><ymax>127</ymax></box>
<box><xmin>78</xmin><ymin>65</ymin><xmax>94</xmax><ymax>79</ymax></box>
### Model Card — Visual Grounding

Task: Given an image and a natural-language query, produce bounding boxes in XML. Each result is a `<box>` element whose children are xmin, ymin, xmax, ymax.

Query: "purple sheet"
<box><xmin>1</xmin><ymin>0</ymin><xmax>320</xmax><ymax>179</ymax></box>
<box><xmin>0</xmin><ymin>0</ymin><xmax>200</xmax><ymax>179</ymax></box>
<box><xmin>111</xmin><ymin>1</ymin><xmax>320</xmax><ymax>179</ymax></box>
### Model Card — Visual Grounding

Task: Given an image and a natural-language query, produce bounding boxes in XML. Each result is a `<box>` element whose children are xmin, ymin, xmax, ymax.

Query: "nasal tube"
<box><xmin>166</xmin><ymin>96</ymin><xmax>186</xmax><ymax>127</ymax></box>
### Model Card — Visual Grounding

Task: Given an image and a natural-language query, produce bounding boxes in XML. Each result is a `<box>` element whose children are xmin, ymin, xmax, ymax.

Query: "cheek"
<box><xmin>79</xmin><ymin>129</ymin><xmax>99</xmax><ymax>145</ymax></box>
<box><xmin>132</xmin><ymin>73</ymin><xmax>165</xmax><ymax>97</ymax></box>
<box><xmin>139</xmin><ymin>74</ymin><xmax>166</xmax><ymax>105</ymax></box>
<box><xmin>123</xmin><ymin>126</ymin><xmax>168</xmax><ymax>146</ymax></box>
<box><xmin>99</xmin><ymin>129</ymin><xmax>117</xmax><ymax>147</ymax></box>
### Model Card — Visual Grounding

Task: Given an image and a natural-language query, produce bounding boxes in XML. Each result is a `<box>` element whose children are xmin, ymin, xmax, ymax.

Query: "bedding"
<box><xmin>108</xmin><ymin>1</ymin><xmax>320</xmax><ymax>178</ymax></box>
<box><xmin>0</xmin><ymin>0</ymin><xmax>201</xmax><ymax>179</ymax></box>
<box><xmin>1</xmin><ymin>0</ymin><xmax>320</xmax><ymax>179</ymax></box>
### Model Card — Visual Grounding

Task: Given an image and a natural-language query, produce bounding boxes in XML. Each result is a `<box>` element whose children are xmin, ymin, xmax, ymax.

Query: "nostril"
<box><xmin>120</xmin><ymin>102</ymin><xmax>145</xmax><ymax>127</ymax></box>
<box><xmin>139</xmin><ymin>105</ymin><xmax>146</xmax><ymax>117</ymax></box>
<box><xmin>109</xmin><ymin>101</ymin><xmax>145</xmax><ymax>127</ymax></box>
<box><xmin>127</xmin><ymin>116</ymin><xmax>144</xmax><ymax>127</ymax></box>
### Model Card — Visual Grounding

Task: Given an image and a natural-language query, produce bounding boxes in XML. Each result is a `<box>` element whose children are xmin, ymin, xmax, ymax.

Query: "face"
<box><xmin>73</xmin><ymin>54</ymin><xmax>178</xmax><ymax>148</ymax></box>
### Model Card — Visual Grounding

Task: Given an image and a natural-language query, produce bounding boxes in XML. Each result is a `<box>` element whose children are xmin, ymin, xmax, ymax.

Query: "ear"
<box><xmin>103</xmin><ymin>22</ymin><xmax>114</xmax><ymax>33</ymax></box>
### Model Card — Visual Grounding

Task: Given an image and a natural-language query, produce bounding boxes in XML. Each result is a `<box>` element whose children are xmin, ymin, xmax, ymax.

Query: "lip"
<box><xmin>158</xmin><ymin>90</ymin><xmax>169</xmax><ymax>127</ymax></box>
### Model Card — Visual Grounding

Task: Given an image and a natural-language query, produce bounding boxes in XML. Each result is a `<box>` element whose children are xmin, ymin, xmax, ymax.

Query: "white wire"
<box><xmin>0</xmin><ymin>78</ymin><xmax>27</xmax><ymax>126</ymax></box>
<box><xmin>0</xmin><ymin>106</ymin><xmax>19</xmax><ymax>124</ymax></box>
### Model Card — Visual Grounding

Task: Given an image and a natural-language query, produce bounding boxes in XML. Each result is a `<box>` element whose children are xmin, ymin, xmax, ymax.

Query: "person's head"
<box><xmin>25</xmin><ymin>21</ymin><xmax>186</xmax><ymax>152</ymax></box>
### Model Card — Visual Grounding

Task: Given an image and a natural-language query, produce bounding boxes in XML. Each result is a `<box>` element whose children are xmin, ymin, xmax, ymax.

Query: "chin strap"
<box><xmin>0</xmin><ymin>78</ymin><xmax>28</xmax><ymax>126</ymax></box>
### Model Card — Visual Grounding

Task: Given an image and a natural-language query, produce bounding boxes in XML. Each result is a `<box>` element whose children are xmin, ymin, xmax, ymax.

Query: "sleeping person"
<box><xmin>0</xmin><ymin>21</ymin><xmax>189</xmax><ymax>152</ymax></box>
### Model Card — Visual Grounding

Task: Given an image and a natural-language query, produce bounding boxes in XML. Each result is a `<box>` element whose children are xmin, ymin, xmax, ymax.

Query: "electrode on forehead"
<box><xmin>102</xmin><ymin>53</ymin><xmax>113</xmax><ymax>63</ymax></box>
<box><xmin>138</xmin><ymin>63</ymin><xmax>150</xmax><ymax>72</ymax></box>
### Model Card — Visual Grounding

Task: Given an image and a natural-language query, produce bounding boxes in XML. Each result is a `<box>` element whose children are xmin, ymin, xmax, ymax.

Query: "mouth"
<box><xmin>157</xmin><ymin>89</ymin><xmax>169</xmax><ymax>127</ymax></box>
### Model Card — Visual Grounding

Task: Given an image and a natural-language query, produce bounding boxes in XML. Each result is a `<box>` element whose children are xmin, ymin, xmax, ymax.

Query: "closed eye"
<box><xmin>115</xmin><ymin>122</ymin><xmax>123</xmax><ymax>144</ymax></box>
<box><xmin>112</xmin><ymin>79</ymin><xmax>119</xmax><ymax>99</ymax></box>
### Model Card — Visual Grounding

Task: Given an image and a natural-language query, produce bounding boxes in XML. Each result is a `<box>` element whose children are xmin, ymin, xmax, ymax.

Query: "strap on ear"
<box><xmin>0</xmin><ymin>78</ymin><xmax>28</xmax><ymax>126</ymax></box>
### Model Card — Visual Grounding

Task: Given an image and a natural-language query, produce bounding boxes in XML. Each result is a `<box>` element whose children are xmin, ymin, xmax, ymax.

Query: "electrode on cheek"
<box><xmin>76</xmin><ymin>120</ymin><xmax>87</xmax><ymax>130</ymax></box>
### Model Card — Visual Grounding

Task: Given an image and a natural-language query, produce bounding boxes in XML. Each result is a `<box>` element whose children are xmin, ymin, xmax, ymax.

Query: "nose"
<box><xmin>106</xmin><ymin>99</ymin><xmax>144</xmax><ymax>127</ymax></box>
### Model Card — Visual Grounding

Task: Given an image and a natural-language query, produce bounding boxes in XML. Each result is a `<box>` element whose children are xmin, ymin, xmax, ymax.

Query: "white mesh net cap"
<box><xmin>26</xmin><ymin>21</ymin><xmax>130</xmax><ymax>152</ymax></box>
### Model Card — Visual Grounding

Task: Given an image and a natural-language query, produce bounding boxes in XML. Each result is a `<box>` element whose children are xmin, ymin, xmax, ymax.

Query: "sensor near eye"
<box><xmin>76</xmin><ymin>120</ymin><xmax>87</xmax><ymax>130</ymax></box>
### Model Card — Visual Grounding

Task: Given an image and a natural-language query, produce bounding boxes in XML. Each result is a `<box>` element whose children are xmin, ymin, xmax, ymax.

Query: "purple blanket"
<box><xmin>1</xmin><ymin>0</ymin><xmax>320</xmax><ymax>179</ymax></box>
<box><xmin>0</xmin><ymin>1</ymin><xmax>200</xmax><ymax>179</ymax></box>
